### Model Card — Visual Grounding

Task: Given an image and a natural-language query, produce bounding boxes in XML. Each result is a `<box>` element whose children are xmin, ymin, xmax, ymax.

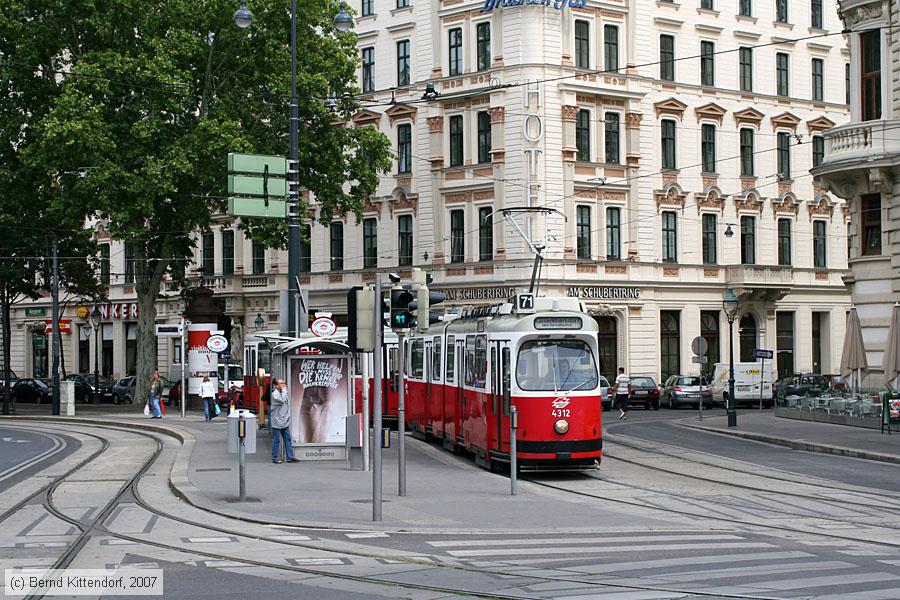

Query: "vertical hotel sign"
<box><xmin>524</xmin><ymin>79</ymin><xmax>543</xmax><ymax>244</ymax></box>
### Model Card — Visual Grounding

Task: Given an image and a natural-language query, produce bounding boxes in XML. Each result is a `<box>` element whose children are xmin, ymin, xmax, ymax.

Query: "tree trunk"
<box><xmin>1</xmin><ymin>290</ymin><xmax>12</xmax><ymax>416</ymax></box>
<box><xmin>132</xmin><ymin>244</ymin><xmax>170</xmax><ymax>410</ymax></box>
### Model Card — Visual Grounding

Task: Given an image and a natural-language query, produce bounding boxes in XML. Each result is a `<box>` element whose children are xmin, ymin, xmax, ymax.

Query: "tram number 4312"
<box><xmin>551</xmin><ymin>409</ymin><xmax>571</xmax><ymax>417</ymax></box>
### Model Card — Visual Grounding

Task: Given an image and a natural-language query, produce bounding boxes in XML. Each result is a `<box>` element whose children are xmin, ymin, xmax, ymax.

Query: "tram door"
<box><xmin>456</xmin><ymin>338</ymin><xmax>465</xmax><ymax>444</ymax></box>
<box><xmin>424</xmin><ymin>340</ymin><xmax>432</xmax><ymax>433</ymax></box>
<box><xmin>491</xmin><ymin>340</ymin><xmax>511</xmax><ymax>453</ymax></box>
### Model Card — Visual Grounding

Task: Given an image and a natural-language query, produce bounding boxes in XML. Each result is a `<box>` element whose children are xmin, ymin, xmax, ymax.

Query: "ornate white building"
<box><xmin>7</xmin><ymin>0</ymin><xmax>854</xmax><ymax>386</ymax></box>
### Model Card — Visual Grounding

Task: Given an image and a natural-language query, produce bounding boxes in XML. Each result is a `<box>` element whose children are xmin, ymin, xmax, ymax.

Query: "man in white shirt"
<box><xmin>200</xmin><ymin>375</ymin><xmax>217</xmax><ymax>421</ymax></box>
<box><xmin>614</xmin><ymin>367</ymin><xmax>631</xmax><ymax>420</ymax></box>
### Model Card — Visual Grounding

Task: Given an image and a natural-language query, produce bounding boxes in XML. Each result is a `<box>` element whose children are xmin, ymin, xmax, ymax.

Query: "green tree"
<box><xmin>5</xmin><ymin>0</ymin><xmax>390</xmax><ymax>404</ymax></box>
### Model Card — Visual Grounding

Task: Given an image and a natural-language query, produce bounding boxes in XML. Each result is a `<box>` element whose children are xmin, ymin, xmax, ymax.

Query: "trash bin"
<box><xmin>226</xmin><ymin>410</ymin><xmax>257</xmax><ymax>454</ymax></box>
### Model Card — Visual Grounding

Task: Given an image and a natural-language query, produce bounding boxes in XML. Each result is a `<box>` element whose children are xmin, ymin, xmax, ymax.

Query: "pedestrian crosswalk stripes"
<box><xmin>445</xmin><ymin>541</ymin><xmax>776</xmax><ymax>558</ymax></box>
<box><xmin>426</xmin><ymin>534</ymin><xmax>744</xmax><ymax>547</ymax></box>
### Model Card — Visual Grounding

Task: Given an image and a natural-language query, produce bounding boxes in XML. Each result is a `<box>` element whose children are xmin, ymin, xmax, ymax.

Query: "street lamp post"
<box><xmin>91</xmin><ymin>307</ymin><xmax>101</xmax><ymax>404</ymax></box>
<box><xmin>723</xmin><ymin>288</ymin><xmax>739</xmax><ymax>428</ymax></box>
<box><xmin>235</xmin><ymin>1</ymin><xmax>353</xmax><ymax>336</ymax></box>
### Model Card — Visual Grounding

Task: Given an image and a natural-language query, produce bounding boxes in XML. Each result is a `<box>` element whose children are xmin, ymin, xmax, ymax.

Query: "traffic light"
<box><xmin>348</xmin><ymin>287</ymin><xmax>375</xmax><ymax>352</ymax></box>
<box><xmin>390</xmin><ymin>286</ymin><xmax>415</xmax><ymax>330</ymax></box>
<box><xmin>410</xmin><ymin>285</ymin><xmax>447</xmax><ymax>333</ymax></box>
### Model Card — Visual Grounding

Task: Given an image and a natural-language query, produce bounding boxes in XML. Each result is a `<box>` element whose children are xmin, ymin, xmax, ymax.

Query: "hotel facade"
<box><xmin>6</xmin><ymin>0</ymin><xmax>854</xmax><ymax>386</ymax></box>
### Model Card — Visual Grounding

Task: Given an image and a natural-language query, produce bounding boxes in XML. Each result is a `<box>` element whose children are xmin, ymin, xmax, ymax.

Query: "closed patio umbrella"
<box><xmin>840</xmin><ymin>307</ymin><xmax>868</xmax><ymax>397</ymax></box>
<box><xmin>883</xmin><ymin>303</ymin><xmax>900</xmax><ymax>393</ymax></box>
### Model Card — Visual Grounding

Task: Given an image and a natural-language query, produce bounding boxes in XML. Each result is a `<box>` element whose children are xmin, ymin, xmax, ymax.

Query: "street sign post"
<box><xmin>754</xmin><ymin>349</ymin><xmax>774</xmax><ymax>360</ymax></box>
<box><xmin>155</xmin><ymin>323</ymin><xmax>183</xmax><ymax>337</ymax></box>
<box><xmin>754</xmin><ymin>349</ymin><xmax>773</xmax><ymax>410</ymax></box>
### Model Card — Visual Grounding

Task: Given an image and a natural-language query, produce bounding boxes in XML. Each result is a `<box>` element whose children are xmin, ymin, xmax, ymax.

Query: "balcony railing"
<box><xmin>725</xmin><ymin>265</ymin><xmax>793</xmax><ymax>286</ymax></box>
<box><xmin>822</xmin><ymin>119</ymin><xmax>900</xmax><ymax>166</ymax></box>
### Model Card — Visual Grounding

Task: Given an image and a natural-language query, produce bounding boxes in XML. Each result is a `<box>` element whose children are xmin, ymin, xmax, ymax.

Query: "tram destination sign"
<box><xmin>567</xmin><ymin>286</ymin><xmax>641</xmax><ymax>300</ymax></box>
<box><xmin>435</xmin><ymin>286</ymin><xmax>519</xmax><ymax>302</ymax></box>
<box><xmin>534</xmin><ymin>316</ymin><xmax>583</xmax><ymax>330</ymax></box>
<box><xmin>481</xmin><ymin>0</ymin><xmax>587</xmax><ymax>13</ymax></box>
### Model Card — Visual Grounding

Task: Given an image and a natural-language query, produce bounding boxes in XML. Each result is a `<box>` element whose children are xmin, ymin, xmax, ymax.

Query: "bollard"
<box><xmin>510</xmin><ymin>406</ymin><xmax>518</xmax><ymax>496</ymax></box>
<box><xmin>238</xmin><ymin>414</ymin><xmax>246</xmax><ymax>502</ymax></box>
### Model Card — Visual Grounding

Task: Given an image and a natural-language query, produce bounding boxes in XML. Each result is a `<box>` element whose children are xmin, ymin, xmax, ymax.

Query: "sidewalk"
<box><xmin>680</xmin><ymin>411</ymin><xmax>900</xmax><ymax>464</ymax></box>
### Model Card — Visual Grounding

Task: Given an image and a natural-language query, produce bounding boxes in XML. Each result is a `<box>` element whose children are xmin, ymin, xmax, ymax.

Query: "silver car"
<box><xmin>661</xmin><ymin>375</ymin><xmax>712</xmax><ymax>408</ymax></box>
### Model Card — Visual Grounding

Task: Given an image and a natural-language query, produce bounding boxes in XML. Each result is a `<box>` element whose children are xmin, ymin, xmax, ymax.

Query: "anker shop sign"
<box><xmin>567</xmin><ymin>286</ymin><xmax>641</xmax><ymax>300</ymax></box>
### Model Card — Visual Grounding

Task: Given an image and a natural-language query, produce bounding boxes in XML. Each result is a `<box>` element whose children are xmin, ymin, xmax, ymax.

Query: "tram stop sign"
<box><xmin>690</xmin><ymin>336</ymin><xmax>708</xmax><ymax>357</ymax></box>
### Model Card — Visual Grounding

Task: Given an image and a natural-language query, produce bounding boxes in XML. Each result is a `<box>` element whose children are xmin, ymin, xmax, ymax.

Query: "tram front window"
<box><xmin>516</xmin><ymin>340</ymin><xmax>598</xmax><ymax>392</ymax></box>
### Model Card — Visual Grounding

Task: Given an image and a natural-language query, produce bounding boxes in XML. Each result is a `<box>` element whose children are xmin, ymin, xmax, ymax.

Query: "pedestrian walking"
<box><xmin>270</xmin><ymin>378</ymin><xmax>299</xmax><ymax>464</ymax></box>
<box><xmin>147</xmin><ymin>370</ymin><xmax>163</xmax><ymax>419</ymax></box>
<box><xmin>614</xmin><ymin>367</ymin><xmax>631</xmax><ymax>420</ymax></box>
<box><xmin>200</xmin><ymin>374</ymin><xmax>217</xmax><ymax>421</ymax></box>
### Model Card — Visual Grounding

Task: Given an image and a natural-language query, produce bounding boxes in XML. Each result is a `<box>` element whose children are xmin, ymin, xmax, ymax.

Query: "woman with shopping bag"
<box><xmin>147</xmin><ymin>370</ymin><xmax>163</xmax><ymax>419</ymax></box>
<box><xmin>201</xmin><ymin>374</ymin><xmax>217</xmax><ymax>421</ymax></box>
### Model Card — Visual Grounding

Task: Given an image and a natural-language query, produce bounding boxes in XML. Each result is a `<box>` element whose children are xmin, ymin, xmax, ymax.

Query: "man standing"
<box><xmin>270</xmin><ymin>378</ymin><xmax>299</xmax><ymax>464</ymax></box>
<box><xmin>614</xmin><ymin>367</ymin><xmax>631</xmax><ymax>420</ymax></box>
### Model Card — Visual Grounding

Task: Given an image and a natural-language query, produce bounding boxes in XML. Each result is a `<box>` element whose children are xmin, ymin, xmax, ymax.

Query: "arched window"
<box><xmin>739</xmin><ymin>313</ymin><xmax>757</xmax><ymax>363</ymax></box>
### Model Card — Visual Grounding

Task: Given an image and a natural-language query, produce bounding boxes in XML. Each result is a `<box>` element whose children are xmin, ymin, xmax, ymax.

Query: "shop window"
<box><xmin>776</xmin><ymin>312</ymin><xmax>795</xmax><ymax>378</ymax></box>
<box><xmin>700</xmin><ymin>311</ymin><xmax>720</xmax><ymax>377</ymax></box>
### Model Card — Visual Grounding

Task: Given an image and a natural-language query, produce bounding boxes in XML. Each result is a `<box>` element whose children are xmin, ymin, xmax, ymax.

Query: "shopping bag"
<box><xmin>160</xmin><ymin>399</ymin><xmax>166</xmax><ymax>416</ymax></box>
<box><xmin>144</xmin><ymin>404</ymin><xmax>150</xmax><ymax>416</ymax></box>
<box><xmin>214</xmin><ymin>402</ymin><xmax>221</xmax><ymax>416</ymax></box>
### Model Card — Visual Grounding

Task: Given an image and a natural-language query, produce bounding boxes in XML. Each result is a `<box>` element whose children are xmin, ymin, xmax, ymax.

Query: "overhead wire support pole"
<box><xmin>50</xmin><ymin>237</ymin><xmax>60</xmax><ymax>416</ymax></box>
<box><xmin>397</xmin><ymin>330</ymin><xmax>406</xmax><ymax>497</ymax></box>
<box><xmin>286</xmin><ymin>0</ymin><xmax>301</xmax><ymax>337</ymax></box>
<box><xmin>372</xmin><ymin>273</ymin><xmax>383</xmax><ymax>521</ymax></box>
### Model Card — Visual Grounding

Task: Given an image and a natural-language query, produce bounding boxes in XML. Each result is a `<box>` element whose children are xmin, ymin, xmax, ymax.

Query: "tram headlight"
<box><xmin>553</xmin><ymin>419</ymin><xmax>569</xmax><ymax>434</ymax></box>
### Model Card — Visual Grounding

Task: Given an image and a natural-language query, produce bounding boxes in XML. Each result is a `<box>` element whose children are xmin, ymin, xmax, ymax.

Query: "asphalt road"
<box><xmin>0</xmin><ymin>425</ymin><xmax>77</xmax><ymax>491</ymax></box>
<box><xmin>606</xmin><ymin>409</ymin><xmax>900</xmax><ymax>492</ymax></box>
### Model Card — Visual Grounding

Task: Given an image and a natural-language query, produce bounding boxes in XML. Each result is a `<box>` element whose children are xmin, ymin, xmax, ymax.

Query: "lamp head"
<box><xmin>723</xmin><ymin>288</ymin><xmax>739</xmax><ymax>321</ymax></box>
<box><xmin>333</xmin><ymin>2</ymin><xmax>354</xmax><ymax>32</ymax></box>
<box><xmin>233</xmin><ymin>0</ymin><xmax>252</xmax><ymax>29</ymax></box>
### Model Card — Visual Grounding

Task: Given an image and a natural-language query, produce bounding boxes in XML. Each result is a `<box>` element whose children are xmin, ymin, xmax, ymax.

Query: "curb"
<box><xmin>680</xmin><ymin>420</ymin><xmax>900</xmax><ymax>465</ymax></box>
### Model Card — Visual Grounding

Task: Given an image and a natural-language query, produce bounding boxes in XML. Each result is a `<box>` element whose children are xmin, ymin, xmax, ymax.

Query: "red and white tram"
<box><xmin>405</xmin><ymin>297</ymin><xmax>603</xmax><ymax>469</ymax></box>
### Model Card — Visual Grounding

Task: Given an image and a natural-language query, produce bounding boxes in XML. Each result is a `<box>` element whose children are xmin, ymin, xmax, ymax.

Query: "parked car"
<box><xmin>112</xmin><ymin>376</ymin><xmax>135</xmax><ymax>404</ymax></box>
<box><xmin>629</xmin><ymin>376</ymin><xmax>660</xmax><ymax>410</ymax></box>
<box><xmin>773</xmin><ymin>373</ymin><xmax>829</xmax><ymax>401</ymax></box>
<box><xmin>597</xmin><ymin>375</ymin><xmax>613</xmax><ymax>410</ymax></box>
<box><xmin>83</xmin><ymin>373</ymin><xmax>114</xmax><ymax>402</ymax></box>
<box><xmin>11</xmin><ymin>378</ymin><xmax>52</xmax><ymax>404</ymax></box>
<box><xmin>0</xmin><ymin>369</ymin><xmax>19</xmax><ymax>401</ymax></box>
<box><xmin>661</xmin><ymin>375</ymin><xmax>712</xmax><ymax>408</ymax></box>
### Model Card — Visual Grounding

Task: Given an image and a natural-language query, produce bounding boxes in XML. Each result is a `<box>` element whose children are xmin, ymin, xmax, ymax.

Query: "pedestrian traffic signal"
<box><xmin>390</xmin><ymin>286</ymin><xmax>415</xmax><ymax>330</ymax></box>
<box><xmin>410</xmin><ymin>285</ymin><xmax>447</xmax><ymax>333</ymax></box>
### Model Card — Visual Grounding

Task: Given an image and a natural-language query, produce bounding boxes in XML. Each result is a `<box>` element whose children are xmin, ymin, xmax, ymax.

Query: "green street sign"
<box><xmin>227</xmin><ymin>153</ymin><xmax>287</xmax><ymax>176</ymax></box>
<box><xmin>25</xmin><ymin>307</ymin><xmax>47</xmax><ymax>317</ymax></box>
<box><xmin>227</xmin><ymin>175</ymin><xmax>287</xmax><ymax>198</ymax></box>
<box><xmin>228</xmin><ymin>197</ymin><xmax>287</xmax><ymax>219</ymax></box>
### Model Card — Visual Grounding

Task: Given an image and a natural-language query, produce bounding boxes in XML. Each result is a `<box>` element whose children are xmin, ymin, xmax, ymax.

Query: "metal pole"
<box><xmin>294</xmin><ymin>292</ymin><xmax>300</xmax><ymax>339</ymax></box>
<box><xmin>759</xmin><ymin>357</ymin><xmax>765</xmax><ymax>410</ymax></box>
<box><xmin>238</xmin><ymin>415</ymin><xmax>246</xmax><ymax>502</ymax></box>
<box><xmin>361</xmin><ymin>354</ymin><xmax>370</xmax><ymax>471</ymax></box>
<box><xmin>727</xmin><ymin>317</ymin><xmax>737</xmax><ymax>427</ymax></box>
<box><xmin>286</xmin><ymin>0</ymin><xmax>300</xmax><ymax>337</ymax></box>
<box><xmin>94</xmin><ymin>323</ymin><xmax>100</xmax><ymax>404</ymax></box>
<box><xmin>397</xmin><ymin>331</ymin><xmax>406</xmax><ymax>497</ymax></box>
<box><xmin>50</xmin><ymin>238</ymin><xmax>60</xmax><ymax>416</ymax></box>
<box><xmin>372</xmin><ymin>273</ymin><xmax>383</xmax><ymax>521</ymax></box>
<box><xmin>510</xmin><ymin>405</ymin><xmax>518</xmax><ymax>496</ymax></box>
<box><xmin>181</xmin><ymin>317</ymin><xmax>187</xmax><ymax>419</ymax></box>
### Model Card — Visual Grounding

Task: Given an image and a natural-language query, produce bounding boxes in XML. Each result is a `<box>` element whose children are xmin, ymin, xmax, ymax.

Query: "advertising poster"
<box><xmin>187</xmin><ymin>323</ymin><xmax>218</xmax><ymax>394</ymax></box>
<box><xmin>289</xmin><ymin>356</ymin><xmax>349</xmax><ymax>445</ymax></box>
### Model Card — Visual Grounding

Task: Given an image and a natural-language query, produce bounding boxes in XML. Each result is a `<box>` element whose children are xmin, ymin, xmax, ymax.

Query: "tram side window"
<box><xmin>516</xmin><ymin>339</ymin><xmax>598</xmax><ymax>392</ymax></box>
<box><xmin>432</xmin><ymin>337</ymin><xmax>442</xmax><ymax>382</ymax></box>
<box><xmin>465</xmin><ymin>336</ymin><xmax>476</xmax><ymax>386</ymax></box>
<box><xmin>411</xmin><ymin>339</ymin><xmax>424</xmax><ymax>379</ymax></box>
<box><xmin>474</xmin><ymin>335</ymin><xmax>487</xmax><ymax>388</ymax></box>
<box><xmin>389</xmin><ymin>346</ymin><xmax>399</xmax><ymax>391</ymax></box>
<box><xmin>446</xmin><ymin>336</ymin><xmax>455</xmax><ymax>382</ymax></box>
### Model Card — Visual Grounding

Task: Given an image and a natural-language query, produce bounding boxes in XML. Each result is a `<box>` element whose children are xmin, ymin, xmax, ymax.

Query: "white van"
<box><xmin>709</xmin><ymin>362</ymin><xmax>775</xmax><ymax>407</ymax></box>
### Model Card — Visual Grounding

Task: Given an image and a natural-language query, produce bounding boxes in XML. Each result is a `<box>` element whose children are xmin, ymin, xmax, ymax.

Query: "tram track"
<box><xmin>2</xmin><ymin>419</ymin><xmax>807</xmax><ymax>600</ymax></box>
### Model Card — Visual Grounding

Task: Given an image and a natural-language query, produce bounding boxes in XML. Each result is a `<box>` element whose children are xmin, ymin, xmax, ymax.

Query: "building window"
<box><xmin>252</xmin><ymin>241</ymin><xmax>265</xmax><ymax>275</ymax></box>
<box><xmin>397</xmin><ymin>0</ymin><xmax>409</xmax><ymax>8</ymax></box>
<box><xmin>477</xmin><ymin>111</ymin><xmax>491</xmax><ymax>164</ymax></box>
<box><xmin>659</xmin><ymin>34</ymin><xmax>675</xmax><ymax>81</ymax></box>
<box><xmin>661</xmin><ymin>119</ymin><xmax>676</xmax><ymax>170</ymax></box>
<box><xmin>201</xmin><ymin>232</ymin><xmax>214</xmax><ymax>275</ymax></box>
<box><xmin>739</xmin><ymin>47</ymin><xmax>753</xmax><ymax>92</ymax></box>
<box><xmin>700</xmin><ymin>311</ymin><xmax>720</xmax><ymax>377</ymax></box>
<box><xmin>479</xmin><ymin>207</ymin><xmax>493</xmax><ymax>261</ymax></box>
<box><xmin>812</xmin><ymin>312</ymin><xmax>824</xmax><ymax>373</ymax></box>
<box><xmin>700</xmin><ymin>41</ymin><xmax>715</xmax><ymax>86</ymax></box>
<box><xmin>739</xmin><ymin>0</ymin><xmax>752</xmax><ymax>16</ymax></box>
<box><xmin>397</xmin><ymin>40</ymin><xmax>410</xmax><ymax>87</ymax></box>
<box><xmin>861</xmin><ymin>30</ymin><xmax>882</xmax><ymax>121</ymax></box>
<box><xmin>363</xmin><ymin>218</ymin><xmax>378</xmax><ymax>269</ymax></box>
<box><xmin>299</xmin><ymin>225</ymin><xmax>311</xmax><ymax>273</ymax></box>
<box><xmin>777</xmin><ymin>132</ymin><xmax>791</xmax><ymax>180</ymax></box>
<box><xmin>604</xmin><ymin>25</ymin><xmax>619</xmax><ymax>72</ymax></box>
<box><xmin>660</xmin><ymin>311</ymin><xmax>681</xmax><ymax>384</ymax></box>
<box><xmin>775</xmin><ymin>0</ymin><xmax>788</xmax><ymax>23</ymax></box>
<box><xmin>361</xmin><ymin>47</ymin><xmax>374</xmax><ymax>93</ymax></box>
<box><xmin>604</xmin><ymin>113</ymin><xmax>620</xmax><ymax>164</ymax></box>
<box><xmin>575</xmin><ymin>20</ymin><xmax>590</xmax><ymax>69</ymax></box>
<box><xmin>845</xmin><ymin>62</ymin><xmax>850</xmax><ymax>105</ymax></box>
<box><xmin>606</xmin><ymin>207</ymin><xmax>621</xmax><ymax>260</ymax></box>
<box><xmin>702</xmin><ymin>213</ymin><xmax>717</xmax><ymax>264</ymax></box>
<box><xmin>860</xmin><ymin>193</ymin><xmax>882</xmax><ymax>256</ymax></box>
<box><xmin>330</xmin><ymin>223</ymin><xmax>343</xmax><ymax>270</ymax></box>
<box><xmin>476</xmin><ymin>22</ymin><xmax>491</xmax><ymax>72</ymax></box>
<box><xmin>448</xmin><ymin>28</ymin><xmax>463</xmax><ymax>76</ymax></box>
<box><xmin>576</xmin><ymin>109</ymin><xmax>591</xmax><ymax>162</ymax></box>
<box><xmin>777</xmin><ymin>218</ymin><xmax>792</xmax><ymax>266</ymax></box>
<box><xmin>123</xmin><ymin>241</ymin><xmax>136</xmax><ymax>284</ymax></box>
<box><xmin>221</xmin><ymin>229</ymin><xmax>234</xmax><ymax>276</ymax></box>
<box><xmin>740</xmin><ymin>128</ymin><xmax>755</xmax><ymax>176</ymax></box>
<box><xmin>450</xmin><ymin>209</ymin><xmax>465</xmax><ymax>263</ymax></box>
<box><xmin>398</xmin><ymin>215</ymin><xmax>413</xmax><ymax>266</ymax></box>
<box><xmin>776</xmin><ymin>53</ymin><xmax>789</xmax><ymax>96</ymax></box>
<box><xmin>813</xmin><ymin>220</ymin><xmax>827</xmax><ymax>268</ymax></box>
<box><xmin>361</xmin><ymin>0</ymin><xmax>373</xmax><ymax>17</ymax></box>
<box><xmin>397</xmin><ymin>124</ymin><xmax>412</xmax><ymax>173</ymax></box>
<box><xmin>100</xmin><ymin>243</ymin><xmax>110</xmax><ymax>285</ymax></box>
<box><xmin>776</xmin><ymin>311</ymin><xmax>795</xmax><ymax>378</ymax></box>
<box><xmin>449</xmin><ymin>115</ymin><xmax>464</xmax><ymax>167</ymax></box>
<box><xmin>701</xmin><ymin>124</ymin><xmax>716</xmax><ymax>173</ymax></box>
<box><xmin>662</xmin><ymin>211</ymin><xmax>677</xmax><ymax>263</ymax></box>
<box><xmin>811</xmin><ymin>58</ymin><xmax>824</xmax><ymax>101</ymax></box>
<box><xmin>701</xmin><ymin>0</ymin><xmax>713</xmax><ymax>9</ymax></box>
<box><xmin>811</xmin><ymin>0</ymin><xmax>823</xmax><ymax>28</ymax></box>
<box><xmin>576</xmin><ymin>205</ymin><xmax>591</xmax><ymax>259</ymax></box>
<box><xmin>740</xmin><ymin>215</ymin><xmax>756</xmax><ymax>265</ymax></box>
<box><xmin>812</xmin><ymin>135</ymin><xmax>824</xmax><ymax>167</ymax></box>
<box><xmin>739</xmin><ymin>313</ymin><xmax>757</xmax><ymax>362</ymax></box>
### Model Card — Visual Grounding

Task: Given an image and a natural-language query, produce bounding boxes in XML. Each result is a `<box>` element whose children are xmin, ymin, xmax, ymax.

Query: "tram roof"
<box><xmin>424</xmin><ymin>307</ymin><xmax>598</xmax><ymax>337</ymax></box>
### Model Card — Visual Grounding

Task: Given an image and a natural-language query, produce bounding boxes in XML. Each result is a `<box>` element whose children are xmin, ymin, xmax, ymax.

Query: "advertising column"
<box><xmin>289</xmin><ymin>355</ymin><xmax>350</xmax><ymax>460</ymax></box>
<box><xmin>187</xmin><ymin>323</ymin><xmax>219</xmax><ymax>394</ymax></box>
